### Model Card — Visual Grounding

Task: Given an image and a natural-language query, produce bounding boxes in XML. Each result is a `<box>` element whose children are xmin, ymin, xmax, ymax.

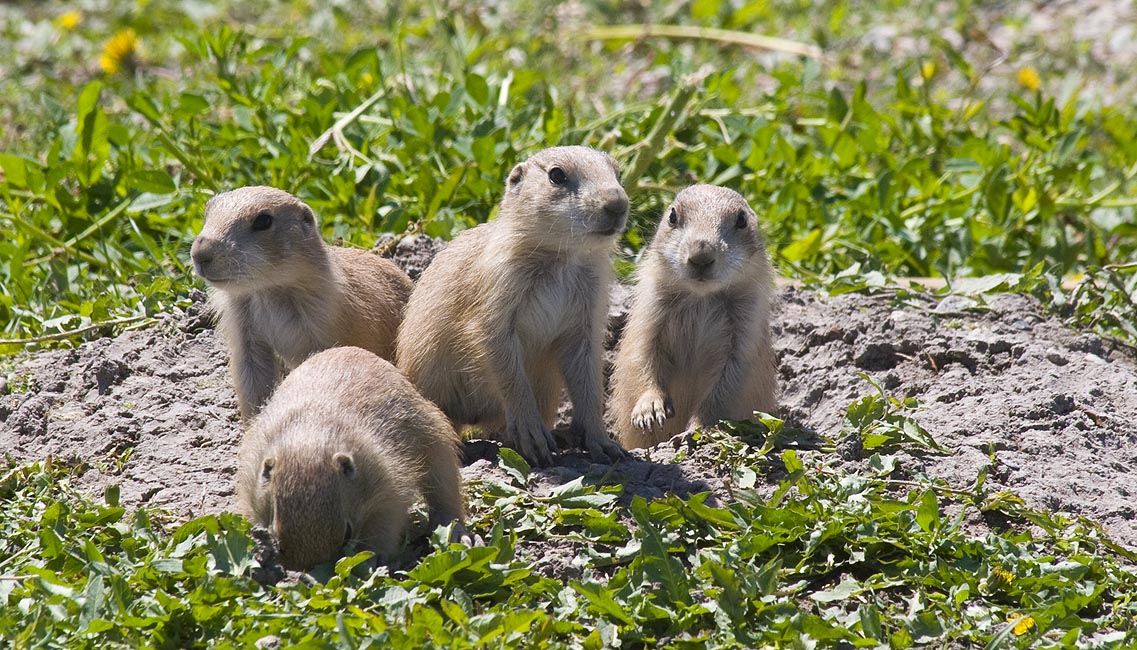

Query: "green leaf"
<box><xmin>916</xmin><ymin>490</ymin><xmax>939</xmax><ymax>533</ymax></box>
<box><xmin>572</xmin><ymin>580</ymin><xmax>634</xmax><ymax>625</ymax></box>
<box><xmin>497</xmin><ymin>447</ymin><xmax>531</xmax><ymax>486</ymax></box>
<box><xmin>335</xmin><ymin>551</ymin><xmax>375</xmax><ymax>577</ymax></box>
<box><xmin>126</xmin><ymin>170</ymin><xmax>177</xmax><ymax>194</ymax></box>
<box><xmin>858</xmin><ymin>602</ymin><xmax>883</xmax><ymax>640</ymax></box>
<box><xmin>781</xmin><ymin>449</ymin><xmax>803</xmax><ymax>473</ymax></box>
<box><xmin>128</xmin><ymin>192</ymin><xmax>179</xmax><ymax>213</ymax></box>
<box><xmin>0</xmin><ymin>153</ymin><xmax>29</xmax><ymax>188</ymax></box>
<box><xmin>78</xmin><ymin>574</ymin><xmax>106</xmax><ymax>630</ymax></box>
<box><xmin>810</xmin><ymin>575</ymin><xmax>864</xmax><ymax>603</ymax></box>
<box><xmin>465</xmin><ymin>73</ymin><xmax>490</xmax><ymax>106</ymax></box>
<box><xmin>104</xmin><ymin>484</ymin><xmax>120</xmax><ymax>508</ymax></box>
<box><xmin>631</xmin><ymin>497</ymin><xmax>691</xmax><ymax>606</ymax></box>
<box><xmin>76</xmin><ymin>81</ymin><xmax>103</xmax><ymax>126</ymax></box>
<box><xmin>780</xmin><ymin>228</ymin><xmax>823</xmax><ymax>262</ymax></box>
<box><xmin>38</xmin><ymin>526</ymin><xmax>63</xmax><ymax>560</ymax></box>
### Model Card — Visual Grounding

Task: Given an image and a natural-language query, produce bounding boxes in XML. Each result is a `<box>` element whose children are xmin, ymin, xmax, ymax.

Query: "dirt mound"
<box><xmin>2</xmin><ymin>242</ymin><xmax>1135</xmax><ymax>554</ymax></box>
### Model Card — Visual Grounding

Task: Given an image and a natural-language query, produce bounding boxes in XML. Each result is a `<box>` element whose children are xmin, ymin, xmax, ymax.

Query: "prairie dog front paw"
<box><xmin>630</xmin><ymin>391</ymin><xmax>674</xmax><ymax>431</ymax></box>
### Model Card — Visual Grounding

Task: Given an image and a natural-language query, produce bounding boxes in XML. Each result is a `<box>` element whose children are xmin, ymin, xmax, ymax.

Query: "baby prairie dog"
<box><xmin>610</xmin><ymin>185</ymin><xmax>777</xmax><ymax>449</ymax></box>
<box><xmin>236</xmin><ymin>346</ymin><xmax>465</xmax><ymax>571</ymax></box>
<box><xmin>190</xmin><ymin>186</ymin><xmax>413</xmax><ymax>420</ymax></box>
<box><xmin>397</xmin><ymin>146</ymin><xmax>629</xmax><ymax>466</ymax></box>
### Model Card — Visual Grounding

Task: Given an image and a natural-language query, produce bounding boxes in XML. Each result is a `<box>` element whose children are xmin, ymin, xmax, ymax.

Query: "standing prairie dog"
<box><xmin>236</xmin><ymin>346</ymin><xmax>465</xmax><ymax>571</ymax></box>
<box><xmin>397</xmin><ymin>146</ymin><xmax>629</xmax><ymax>466</ymax></box>
<box><xmin>609</xmin><ymin>185</ymin><xmax>777</xmax><ymax>448</ymax></box>
<box><xmin>190</xmin><ymin>186</ymin><xmax>413</xmax><ymax>420</ymax></box>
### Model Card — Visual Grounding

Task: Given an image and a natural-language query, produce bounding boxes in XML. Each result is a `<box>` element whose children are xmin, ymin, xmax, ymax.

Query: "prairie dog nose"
<box><xmin>687</xmin><ymin>240</ymin><xmax>717</xmax><ymax>268</ymax></box>
<box><xmin>190</xmin><ymin>237</ymin><xmax>214</xmax><ymax>267</ymax></box>
<box><xmin>600</xmin><ymin>188</ymin><xmax>629</xmax><ymax>219</ymax></box>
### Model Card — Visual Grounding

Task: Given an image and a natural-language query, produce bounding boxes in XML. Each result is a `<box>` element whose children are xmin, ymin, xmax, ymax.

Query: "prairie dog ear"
<box><xmin>606</xmin><ymin>155</ymin><xmax>621</xmax><ymax>181</ymax></box>
<box><xmin>260</xmin><ymin>458</ymin><xmax>275</xmax><ymax>483</ymax></box>
<box><xmin>334</xmin><ymin>452</ymin><xmax>356</xmax><ymax>478</ymax></box>
<box><xmin>506</xmin><ymin>163</ymin><xmax>526</xmax><ymax>193</ymax></box>
<box><xmin>298</xmin><ymin>202</ymin><xmax>317</xmax><ymax>228</ymax></box>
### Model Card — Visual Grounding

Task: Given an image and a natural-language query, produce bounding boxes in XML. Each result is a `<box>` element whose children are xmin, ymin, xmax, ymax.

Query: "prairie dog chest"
<box><xmin>658</xmin><ymin>296</ymin><xmax>732</xmax><ymax>372</ymax></box>
<box><xmin>512</xmin><ymin>260</ymin><xmax>598</xmax><ymax>344</ymax></box>
<box><xmin>248</xmin><ymin>289</ymin><xmax>338</xmax><ymax>368</ymax></box>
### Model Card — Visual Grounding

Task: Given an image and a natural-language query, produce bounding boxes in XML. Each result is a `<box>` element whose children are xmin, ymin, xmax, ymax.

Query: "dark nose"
<box><xmin>601</xmin><ymin>188</ymin><xmax>629</xmax><ymax>219</ymax></box>
<box><xmin>190</xmin><ymin>237</ymin><xmax>213</xmax><ymax>269</ymax></box>
<box><xmin>687</xmin><ymin>241</ymin><xmax>716</xmax><ymax>268</ymax></box>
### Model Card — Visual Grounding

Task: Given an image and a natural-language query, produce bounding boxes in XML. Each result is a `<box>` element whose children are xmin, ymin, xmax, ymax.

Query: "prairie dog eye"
<box><xmin>735</xmin><ymin>210</ymin><xmax>748</xmax><ymax>230</ymax></box>
<box><xmin>667</xmin><ymin>208</ymin><xmax>678</xmax><ymax>227</ymax></box>
<box><xmin>251</xmin><ymin>211</ymin><xmax>274</xmax><ymax>231</ymax></box>
<box><xmin>548</xmin><ymin>167</ymin><xmax>567</xmax><ymax>185</ymax></box>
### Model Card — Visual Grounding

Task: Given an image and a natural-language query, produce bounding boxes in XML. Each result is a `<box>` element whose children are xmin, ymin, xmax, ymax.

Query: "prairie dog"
<box><xmin>397</xmin><ymin>146</ymin><xmax>629</xmax><ymax>466</ymax></box>
<box><xmin>609</xmin><ymin>185</ymin><xmax>777</xmax><ymax>448</ymax></box>
<box><xmin>235</xmin><ymin>346</ymin><xmax>465</xmax><ymax>571</ymax></box>
<box><xmin>190</xmin><ymin>186</ymin><xmax>413</xmax><ymax>420</ymax></box>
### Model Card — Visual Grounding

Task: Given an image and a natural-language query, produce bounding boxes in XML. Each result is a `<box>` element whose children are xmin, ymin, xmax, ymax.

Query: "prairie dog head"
<box><xmin>500</xmin><ymin>146</ymin><xmax>629</xmax><ymax>246</ymax></box>
<box><xmin>244</xmin><ymin>420</ymin><xmax>372</xmax><ymax>570</ymax></box>
<box><xmin>648</xmin><ymin>185</ymin><xmax>768</xmax><ymax>293</ymax></box>
<box><xmin>190</xmin><ymin>186</ymin><xmax>324</xmax><ymax>294</ymax></box>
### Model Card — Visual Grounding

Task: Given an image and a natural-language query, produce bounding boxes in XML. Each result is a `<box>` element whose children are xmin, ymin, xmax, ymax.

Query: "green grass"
<box><xmin>3</xmin><ymin>0</ymin><xmax>1137</xmax><ymax>647</ymax></box>
<box><xmin>3</xmin><ymin>423</ymin><xmax>1135</xmax><ymax>648</ymax></box>
<box><xmin>1</xmin><ymin>0</ymin><xmax>1135</xmax><ymax>348</ymax></box>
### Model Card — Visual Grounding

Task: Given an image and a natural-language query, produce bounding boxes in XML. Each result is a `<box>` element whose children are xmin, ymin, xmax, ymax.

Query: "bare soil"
<box><xmin>3</xmin><ymin>237</ymin><xmax>1135</xmax><ymax>560</ymax></box>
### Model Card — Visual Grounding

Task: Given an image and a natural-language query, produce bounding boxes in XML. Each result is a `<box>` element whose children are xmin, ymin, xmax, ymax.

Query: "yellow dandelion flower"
<box><xmin>991</xmin><ymin>566</ymin><xmax>1014</xmax><ymax>583</ymax></box>
<box><xmin>99</xmin><ymin>28</ymin><xmax>138</xmax><ymax>75</ymax></box>
<box><xmin>55</xmin><ymin>10</ymin><xmax>82</xmax><ymax>31</ymax></box>
<box><xmin>920</xmin><ymin>61</ymin><xmax>936</xmax><ymax>81</ymax></box>
<box><xmin>1008</xmin><ymin>614</ymin><xmax>1036</xmax><ymax>635</ymax></box>
<box><xmin>1017</xmin><ymin>66</ymin><xmax>1041</xmax><ymax>92</ymax></box>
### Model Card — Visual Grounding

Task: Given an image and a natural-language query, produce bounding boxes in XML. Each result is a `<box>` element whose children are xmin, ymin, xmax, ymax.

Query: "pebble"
<box><xmin>1045</xmin><ymin>348</ymin><xmax>1069</xmax><ymax>366</ymax></box>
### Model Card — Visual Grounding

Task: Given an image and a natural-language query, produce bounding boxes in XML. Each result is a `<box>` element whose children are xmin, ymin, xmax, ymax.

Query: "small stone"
<box><xmin>935</xmin><ymin>295</ymin><xmax>977</xmax><ymax>313</ymax></box>
<box><xmin>91</xmin><ymin>358</ymin><xmax>129</xmax><ymax>395</ymax></box>
<box><xmin>1045</xmin><ymin>348</ymin><xmax>1068</xmax><ymax>366</ymax></box>
<box><xmin>255</xmin><ymin>636</ymin><xmax>282</xmax><ymax>650</ymax></box>
<box><xmin>1050</xmin><ymin>394</ymin><xmax>1075</xmax><ymax>415</ymax></box>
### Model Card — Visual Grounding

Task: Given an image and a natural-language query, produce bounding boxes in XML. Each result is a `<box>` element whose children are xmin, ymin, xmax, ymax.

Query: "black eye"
<box><xmin>548</xmin><ymin>167</ymin><xmax>567</xmax><ymax>185</ymax></box>
<box><xmin>667</xmin><ymin>208</ymin><xmax>678</xmax><ymax>227</ymax></box>
<box><xmin>260</xmin><ymin>458</ymin><xmax>274</xmax><ymax>482</ymax></box>
<box><xmin>735</xmin><ymin>210</ymin><xmax>748</xmax><ymax>230</ymax></box>
<box><xmin>251</xmin><ymin>211</ymin><xmax>273</xmax><ymax>231</ymax></box>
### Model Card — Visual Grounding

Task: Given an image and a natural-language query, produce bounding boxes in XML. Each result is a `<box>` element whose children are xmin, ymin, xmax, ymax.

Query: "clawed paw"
<box><xmin>584</xmin><ymin>433</ymin><xmax>628</xmax><ymax>464</ymax></box>
<box><xmin>631</xmin><ymin>392</ymin><xmax>674</xmax><ymax>431</ymax></box>
<box><xmin>507</xmin><ymin>417</ymin><xmax>556</xmax><ymax>466</ymax></box>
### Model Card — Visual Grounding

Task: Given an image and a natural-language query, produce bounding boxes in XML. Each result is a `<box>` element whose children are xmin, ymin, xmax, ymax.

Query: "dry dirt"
<box><xmin>2</xmin><ymin>236</ymin><xmax>1135</xmax><ymax>561</ymax></box>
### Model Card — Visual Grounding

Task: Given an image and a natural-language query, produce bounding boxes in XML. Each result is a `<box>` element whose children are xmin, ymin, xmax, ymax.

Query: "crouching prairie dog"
<box><xmin>235</xmin><ymin>346</ymin><xmax>465</xmax><ymax>571</ymax></box>
<box><xmin>397</xmin><ymin>146</ymin><xmax>629</xmax><ymax>466</ymax></box>
<box><xmin>190</xmin><ymin>186</ymin><xmax>413</xmax><ymax>420</ymax></box>
<box><xmin>609</xmin><ymin>185</ymin><xmax>777</xmax><ymax>449</ymax></box>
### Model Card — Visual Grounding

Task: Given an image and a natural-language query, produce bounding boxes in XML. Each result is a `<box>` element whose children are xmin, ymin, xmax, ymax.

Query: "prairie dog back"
<box><xmin>235</xmin><ymin>346</ymin><xmax>464</xmax><ymax>570</ymax></box>
<box><xmin>397</xmin><ymin>145</ymin><xmax>629</xmax><ymax>465</ymax></box>
<box><xmin>190</xmin><ymin>186</ymin><xmax>412</xmax><ymax>420</ymax></box>
<box><xmin>610</xmin><ymin>184</ymin><xmax>777</xmax><ymax>448</ymax></box>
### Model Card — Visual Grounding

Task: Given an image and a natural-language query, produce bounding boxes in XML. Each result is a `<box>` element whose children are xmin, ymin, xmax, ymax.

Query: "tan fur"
<box><xmin>609</xmin><ymin>185</ymin><xmax>777</xmax><ymax>448</ymax></box>
<box><xmin>235</xmin><ymin>346</ymin><xmax>465</xmax><ymax>570</ymax></box>
<box><xmin>396</xmin><ymin>146</ymin><xmax>628</xmax><ymax>465</ymax></box>
<box><xmin>190</xmin><ymin>186</ymin><xmax>413</xmax><ymax>420</ymax></box>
